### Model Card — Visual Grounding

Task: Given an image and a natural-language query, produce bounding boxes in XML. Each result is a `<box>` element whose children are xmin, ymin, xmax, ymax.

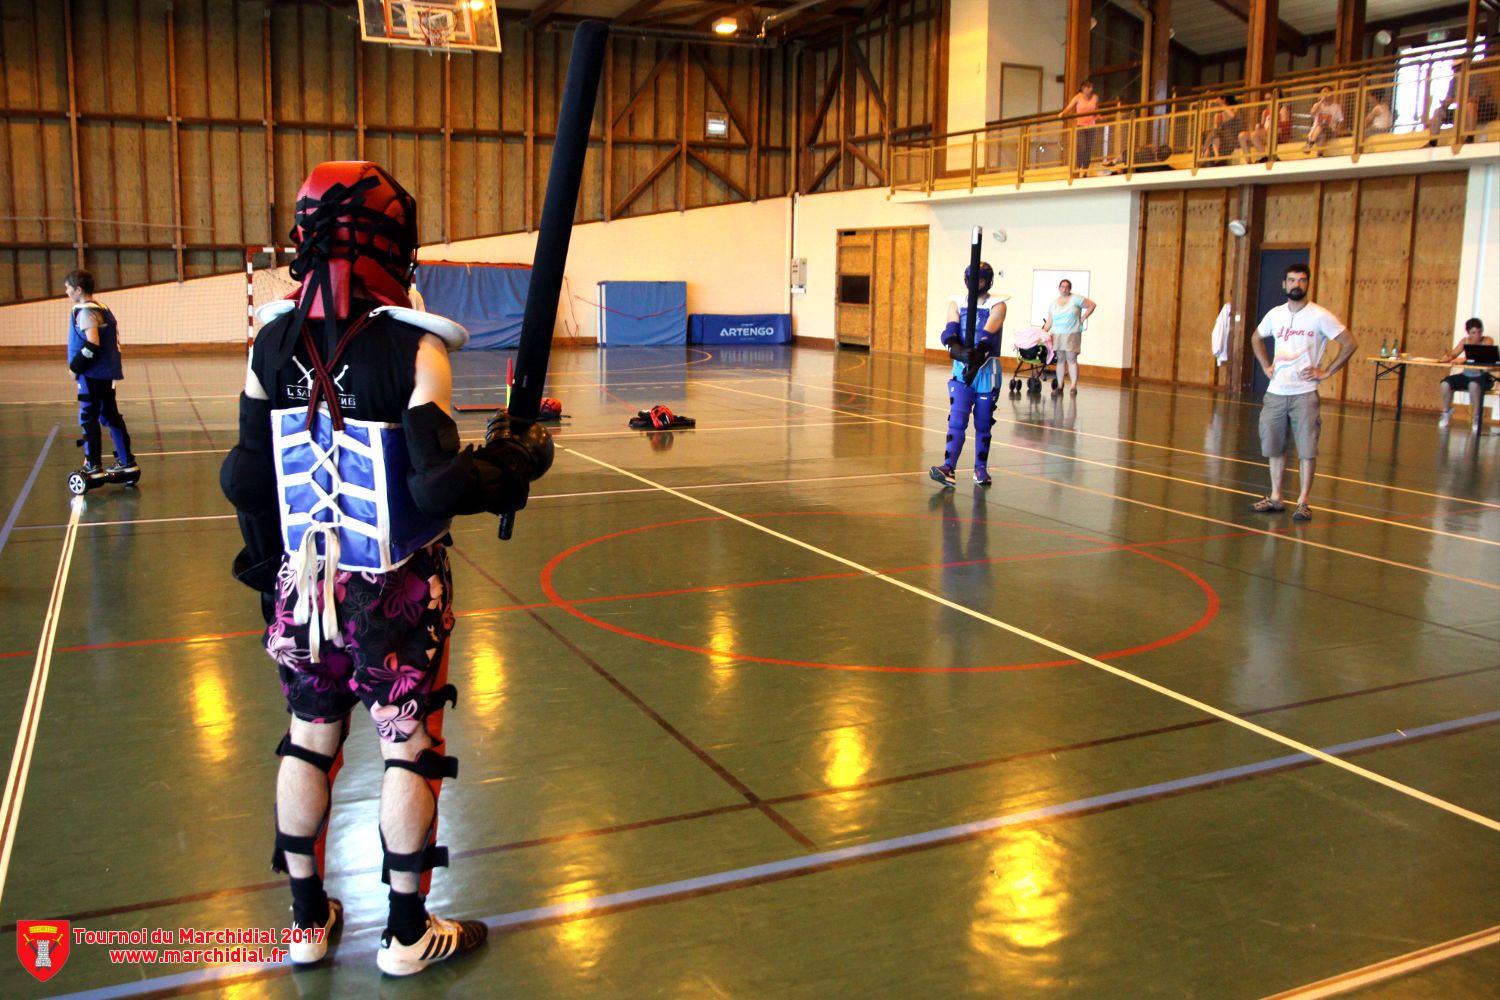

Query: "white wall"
<box><xmin>0</xmin><ymin>199</ymin><xmax>792</xmax><ymax>348</ymax></box>
<box><xmin>987</xmin><ymin>0</ymin><xmax>1068</xmax><ymax>120</ymax></box>
<box><xmin>789</xmin><ymin>186</ymin><xmax>1141</xmax><ymax>371</ymax></box>
<box><xmin>1456</xmin><ymin>163</ymin><xmax>1500</xmax><ymax>336</ymax></box>
<box><xmin>947</xmin><ymin>0</ymin><xmax>1069</xmax><ymax>170</ymax></box>
<box><xmin>787</xmin><ymin>187</ymin><xmax>935</xmax><ymax>343</ymax></box>
<box><xmin>0</xmin><ymin>270</ymin><xmax>250</xmax><ymax>348</ymax></box>
<box><xmin>422</xmin><ymin>198</ymin><xmax>789</xmax><ymax>341</ymax></box>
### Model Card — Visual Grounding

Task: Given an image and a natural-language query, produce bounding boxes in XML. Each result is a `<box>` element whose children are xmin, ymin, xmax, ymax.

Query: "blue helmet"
<box><xmin>965</xmin><ymin>261</ymin><xmax>994</xmax><ymax>294</ymax></box>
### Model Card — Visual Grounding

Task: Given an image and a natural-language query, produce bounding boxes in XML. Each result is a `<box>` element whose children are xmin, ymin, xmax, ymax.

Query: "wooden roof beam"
<box><xmin>1207</xmin><ymin>0</ymin><xmax>1309</xmax><ymax>55</ymax></box>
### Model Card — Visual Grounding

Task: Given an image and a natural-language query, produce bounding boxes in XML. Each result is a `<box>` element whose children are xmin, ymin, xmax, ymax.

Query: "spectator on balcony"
<box><xmin>1303</xmin><ymin>87</ymin><xmax>1345</xmax><ymax>151</ymax></box>
<box><xmin>1239</xmin><ymin>91</ymin><xmax>1292</xmax><ymax>161</ymax></box>
<box><xmin>1201</xmin><ymin>95</ymin><xmax>1241</xmax><ymax>162</ymax></box>
<box><xmin>1364</xmin><ymin>92</ymin><xmax>1392</xmax><ymax>135</ymax></box>
<box><xmin>1060</xmin><ymin>79</ymin><xmax>1100</xmax><ymax>170</ymax></box>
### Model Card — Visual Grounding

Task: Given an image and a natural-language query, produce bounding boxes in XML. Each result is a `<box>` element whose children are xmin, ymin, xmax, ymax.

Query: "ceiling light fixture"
<box><xmin>713</xmin><ymin>16</ymin><xmax>739</xmax><ymax>35</ymax></box>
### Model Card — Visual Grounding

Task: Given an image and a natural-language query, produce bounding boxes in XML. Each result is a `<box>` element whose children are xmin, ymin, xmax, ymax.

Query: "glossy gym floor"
<box><xmin>0</xmin><ymin>344</ymin><xmax>1496</xmax><ymax>998</ymax></box>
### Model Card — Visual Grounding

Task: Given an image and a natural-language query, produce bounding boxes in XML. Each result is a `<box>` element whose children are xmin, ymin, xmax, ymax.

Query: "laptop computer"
<box><xmin>1462</xmin><ymin>343</ymin><xmax>1500</xmax><ymax>365</ymax></box>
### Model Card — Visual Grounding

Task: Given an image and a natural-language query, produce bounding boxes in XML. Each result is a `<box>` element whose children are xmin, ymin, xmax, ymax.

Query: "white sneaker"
<box><xmin>376</xmin><ymin>913</ymin><xmax>488</xmax><ymax>977</ymax></box>
<box><xmin>288</xmin><ymin>897</ymin><xmax>341</xmax><ymax>964</ymax></box>
<box><xmin>1438</xmin><ymin>410</ymin><xmax>1452</xmax><ymax>428</ymax></box>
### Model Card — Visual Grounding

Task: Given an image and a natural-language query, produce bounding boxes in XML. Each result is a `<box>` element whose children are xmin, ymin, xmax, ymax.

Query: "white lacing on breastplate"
<box><xmin>289</xmin><ymin>420</ymin><xmax>347</xmax><ymax>663</ymax></box>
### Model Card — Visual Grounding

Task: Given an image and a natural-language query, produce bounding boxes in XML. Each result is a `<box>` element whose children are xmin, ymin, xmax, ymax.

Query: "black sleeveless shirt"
<box><xmin>251</xmin><ymin>308</ymin><xmax>425</xmax><ymax>423</ymax></box>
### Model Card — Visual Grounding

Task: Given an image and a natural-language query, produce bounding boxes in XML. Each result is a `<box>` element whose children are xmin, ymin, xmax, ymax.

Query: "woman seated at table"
<box><xmin>1438</xmin><ymin>317</ymin><xmax>1494</xmax><ymax>428</ymax></box>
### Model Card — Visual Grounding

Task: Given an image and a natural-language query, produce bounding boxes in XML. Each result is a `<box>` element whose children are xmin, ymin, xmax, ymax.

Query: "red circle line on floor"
<box><xmin>539</xmin><ymin>512</ymin><xmax>1221</xmax><ymax>673</ymax></box>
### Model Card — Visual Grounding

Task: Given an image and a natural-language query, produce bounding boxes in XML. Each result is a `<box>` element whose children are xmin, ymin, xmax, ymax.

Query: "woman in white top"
<box><xmin>1040</xmin><ymin>279</ymin><xmax>1096</xmax><ymax>395</ymax></box>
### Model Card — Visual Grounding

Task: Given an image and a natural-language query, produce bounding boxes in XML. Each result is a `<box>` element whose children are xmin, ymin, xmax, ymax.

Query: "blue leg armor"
<box><xmin>944</xmin><ymin>379</ymin><xmax>976</xmax><ymax>467</ymax></box>
<box><xmin>971</xmin><ymin>389</ymin><xmax>998</xmax><ymax>482</ymax></box>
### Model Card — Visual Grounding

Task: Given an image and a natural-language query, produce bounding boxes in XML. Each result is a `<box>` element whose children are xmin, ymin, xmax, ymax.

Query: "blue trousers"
<box><xmin>943</xmin><ymin>379</ymin><xmax>998</xmax><ymax>472</ymax></box>
<box><xmin>78</xmin><ymin>377</ymin><xmax>133</xmax><ymax>466</ymax></box>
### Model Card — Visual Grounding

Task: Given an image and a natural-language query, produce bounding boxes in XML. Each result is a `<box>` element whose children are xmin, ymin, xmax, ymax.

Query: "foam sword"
<box><xmin>498</xmin><ymin>20</ymin><xmax>608</xmax><ymax>540</ymax></box>
<box><xmin>964</xmin><ymin>225</ymin><xmax>982</xmax><ymax>350</ymax></box>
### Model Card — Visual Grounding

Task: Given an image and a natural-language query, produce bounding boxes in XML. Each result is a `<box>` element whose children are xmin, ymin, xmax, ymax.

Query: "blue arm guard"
<box><xmin>941</xmin><ymin>321</ymin><xmax>961</xmax><ymax>345</ymax></box>
<box><xmin>403</xmin><ymin>402</ymin><xmax>532</xmax><ymax>518</ymax></box>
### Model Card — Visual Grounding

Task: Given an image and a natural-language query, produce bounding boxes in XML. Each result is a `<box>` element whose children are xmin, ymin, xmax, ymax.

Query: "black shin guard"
<box><xmin>379</xmin><ymin>744</ymin><xmax>458</xmax><ymax>892</ymax></box>
<box><xmin>271</xmin><ymin>723</ymin><xmax>349</xmax><ymax>877</ymax></box>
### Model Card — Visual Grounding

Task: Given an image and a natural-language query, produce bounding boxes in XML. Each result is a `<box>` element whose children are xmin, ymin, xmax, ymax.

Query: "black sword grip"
<box><xmin>498</xmin><ymin>511</ymin><xmax>514</xmax><ymax>540</ymax></box>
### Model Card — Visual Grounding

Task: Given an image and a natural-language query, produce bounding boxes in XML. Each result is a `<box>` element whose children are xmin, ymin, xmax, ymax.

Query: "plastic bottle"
<box><xmin>1380</xmin><ymin>338</ymin><xmax>1388</xmax><ymax>358</ymax></box>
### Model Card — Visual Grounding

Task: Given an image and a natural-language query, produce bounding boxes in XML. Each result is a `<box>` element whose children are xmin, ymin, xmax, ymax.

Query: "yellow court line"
<box><xmin>827</xmin><ymin>376</ymin><xmax>1500</xmax><ymax>511</ymax></box>
<box><xmin>1261</xmin><ymin>925</ymin><xmax>1500</xmax><ymax>999</ymax></box>
<box><xmin>563</xmin><ymin>445</ymin><xmax>1500</xmax><ymax>833</ymax></box>
<box><xmin>703</xmin><ymin>380</ymin><xmax>1500</xmax><ymax>590</ymax></box>
<box><xmin>743</xmin><ymin>376</ymin><xmax>1500</xmax><ymax>544</ymax></box>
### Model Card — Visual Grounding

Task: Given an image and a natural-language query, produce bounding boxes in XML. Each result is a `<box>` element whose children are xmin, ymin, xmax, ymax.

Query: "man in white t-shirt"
<box><xmin>1248</xmin><ymin>262</ymin><xmax>1357</xmax><ymax>521</ymax></box>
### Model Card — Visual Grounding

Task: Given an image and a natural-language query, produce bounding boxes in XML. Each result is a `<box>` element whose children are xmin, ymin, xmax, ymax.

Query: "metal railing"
<box><xmin>891</xmin><ymin>42</ymin><xmax>1499</xmax><ymax>194</ymax></box>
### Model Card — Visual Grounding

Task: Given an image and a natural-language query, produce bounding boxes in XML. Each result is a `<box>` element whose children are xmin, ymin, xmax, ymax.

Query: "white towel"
<box><xmin>1210</xmin><ymin>303</ymin><xmax>1232</xmax><ymax>366</ymax></box>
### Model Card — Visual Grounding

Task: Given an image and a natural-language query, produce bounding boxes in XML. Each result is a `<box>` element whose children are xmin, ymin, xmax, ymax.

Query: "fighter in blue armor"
<box><xmin>929</xmin><ymin>262</ymin><xmax>1007</xmax><ymax>487</ymax></box>
<box><xmin>64</xmin><ymin>270</ymin><xmax>139</xmax><ymax>491</ymax></box>
<box><xmin>221</xmin><ymin>162</ymin><xmax>549</xmax><ymax>976</ymax></box>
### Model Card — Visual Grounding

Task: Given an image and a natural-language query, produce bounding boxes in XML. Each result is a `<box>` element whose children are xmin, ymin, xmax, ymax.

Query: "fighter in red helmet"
<box><xmin>221</xmin><ymin>162</ymin><xmax>550</xmax><ymax>976</ymax></box>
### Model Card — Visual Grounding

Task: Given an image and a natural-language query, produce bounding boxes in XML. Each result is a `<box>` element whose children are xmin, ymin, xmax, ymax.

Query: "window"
<box><xmin>839</xmin><ymin>274</ymin><xmax>871</xmax><ymax>305</ymax></box>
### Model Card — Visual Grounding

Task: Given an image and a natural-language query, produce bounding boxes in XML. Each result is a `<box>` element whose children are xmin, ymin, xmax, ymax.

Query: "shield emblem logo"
<box><xmin>17</xmin><ymin>920</ymin><xmax>71</xmax><ymax>982</ymax></box>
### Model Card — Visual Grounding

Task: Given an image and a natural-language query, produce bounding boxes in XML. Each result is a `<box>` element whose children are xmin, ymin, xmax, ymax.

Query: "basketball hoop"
<box><xmin>418</xmin><ymin>8</ymin><xmax>455</xmax><ymax>51</ymax></box>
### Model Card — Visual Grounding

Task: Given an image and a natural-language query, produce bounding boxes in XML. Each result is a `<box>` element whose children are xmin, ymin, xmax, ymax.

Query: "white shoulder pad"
<box><xmin>73</xmin><ymin>301</ymin><xmax>105</xmax><ymax>313</ymax></box>
<box><xmin>256</xmin><ymin>300</ymin><xmax>297</xmax><ymax>326</ymax></box>
<box><xmin>369</xmin><ymin>306</ymin><xmax>469</xmax><ymax>352</ymax></box>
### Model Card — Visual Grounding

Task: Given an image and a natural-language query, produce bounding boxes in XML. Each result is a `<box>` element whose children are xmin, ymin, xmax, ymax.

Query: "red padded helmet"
<box><xmin>289</xmin><ymin>161</ymin><xmax>417</xmax><ymax>320</ymax></box>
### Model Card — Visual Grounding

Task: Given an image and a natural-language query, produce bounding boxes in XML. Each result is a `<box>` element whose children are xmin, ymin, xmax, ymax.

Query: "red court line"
<box><xmin>9</xmin><ymin>504</ymin><xmax>1487</xmax><ymax>663</ymax></box>
<box><xmin>540</xmin><ymin>513</ymin><xmax>1220</xmax><ymax>673</ymax></box>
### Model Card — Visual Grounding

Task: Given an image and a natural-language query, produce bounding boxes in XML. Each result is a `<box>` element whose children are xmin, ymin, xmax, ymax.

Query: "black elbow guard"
<box><xmin>220</xmin><ymin>394</ymin><xmax>279</xmax><ymax>513</ymax></box>
<box><xmin>404</xmin><ymin>402</ymin><xmax>530</xmax><ymax>518</ymax></box>
<box><xmin>69</xmin><ymin>345</ymin><xmax>96</xmax><ymax>375</ymax></box>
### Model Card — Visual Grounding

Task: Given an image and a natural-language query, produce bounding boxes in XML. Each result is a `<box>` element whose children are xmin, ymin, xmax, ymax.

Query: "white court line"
<box><xmin>564</xmin><ymin>443</ymin><xmax>1500</xmax><ymax>832</ymax></box>
<box><xmin>127</xmin><ymin>415</ymin><xmax>914</xmax><ymax>458</ymax></box>
<box><xmin>827</xmin><ymin>376</ymin><xmax>1500</xmax><ymax>511</ymax></box>
<box><xmin>703</xmin><ymin>380</ymin><xmax>1500</xmax><ymax>588</ymax></box>
<box><xmin>40</xmin><ymin>469</ymin><xmax>931</xmax><ymax>530</ymax></box>
<box><xmin>1262</xmin><ymin>925</ymin><xmax>1500</xmax><ymax>999</ymax></box>
<box><xmin>772</xmin><ymin>375</ymin><xmax>1500</xmax><ymax>543</ymax></box>
<box><xmin>0</xmin><ymin>497</ymin><xmax>83</xmax><ymax>911</ymax></box>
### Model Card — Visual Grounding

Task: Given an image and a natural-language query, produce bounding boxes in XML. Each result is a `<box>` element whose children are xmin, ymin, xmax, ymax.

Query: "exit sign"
<box><xmin>1427</xmin><ymin>29</ymin><xmax>1448</xmax><ymax>43</ymax></box>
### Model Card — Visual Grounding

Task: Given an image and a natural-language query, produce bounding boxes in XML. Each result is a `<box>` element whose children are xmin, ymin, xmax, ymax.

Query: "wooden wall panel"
<box><xmin>0</xmin><ymin>0</ymin><xmax>925</xmax><ymax>306</ymax></box>
<box><xmin>1401</xmin><ymin>172</ymin><xmax>1467</xmax><ymax>413</ymax></box>
<box><xmin>1313</xmin><ymin>179</ymin><xmax>1357</xmax><ymax>399</ymax></box>
<box><xmin>1262</xmin><ymin>183</ymin><xmax>1318</xmax><ymax>246</ymax></box>
<box><xmin>1135</xmin><ymin>191</ymin><xmax>1183</xmax><ymax>381</ymax></box>
<box><xmin>1344</xmin><ymin>175</ymin><xmax>1416</xmax><ymax>405</ymax></box>
<box><xmin>1175</xmin><ymin>188</ymin><xmax>1227</xmax><ymax>386</ymax></box>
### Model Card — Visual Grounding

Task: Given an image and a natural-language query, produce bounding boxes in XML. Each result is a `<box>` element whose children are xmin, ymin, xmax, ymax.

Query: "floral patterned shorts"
<box><xmin>263</xmin><ymin>542</ymin><xmax>456</xmax><ymax>742</ymax></box>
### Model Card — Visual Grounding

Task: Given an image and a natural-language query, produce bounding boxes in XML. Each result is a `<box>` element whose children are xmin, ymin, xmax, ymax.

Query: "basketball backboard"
<box><xmin>359</xmin><ymin>1</ymin><xmax>502</xmax><ymax>53</ymax></box>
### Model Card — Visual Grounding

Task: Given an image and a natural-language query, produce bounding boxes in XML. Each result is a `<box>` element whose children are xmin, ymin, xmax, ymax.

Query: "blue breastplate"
<box><xmin>948</xmin><ymin>299</ymin><xmax>1000</xmax><ymax>393</ymax></box>
<box><xmin>273</xmin><ymin>406</ymin><xmax>449</xmax><ymax>573</ymax></box>
<box><xmin>69</xmin><ymin>304</ymin><xmax>124</xmax><ymax>381</ymax></box>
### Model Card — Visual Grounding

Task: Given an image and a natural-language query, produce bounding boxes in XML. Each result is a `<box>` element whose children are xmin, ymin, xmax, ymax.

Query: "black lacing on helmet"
<box><xmin>271</xmin><ymin>172</ymin><xmax>418</xmax><ymax>432</ymax></box>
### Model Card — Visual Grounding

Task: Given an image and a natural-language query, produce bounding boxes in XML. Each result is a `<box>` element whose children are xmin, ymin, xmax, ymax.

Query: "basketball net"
<box><xmin>418</xmin><ymin>9</ymin><xmax>455</xmax><ymax>52</ymax></box>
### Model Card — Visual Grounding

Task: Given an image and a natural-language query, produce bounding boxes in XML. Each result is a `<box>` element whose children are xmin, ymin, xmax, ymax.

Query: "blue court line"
<box><xmin>0</xmin><ymin>424</ymin><xmax>58</xmax><ymax>561</ymax></box>
<box><xmin>48</xmin><ymin>710</ymin><xmax>1500</xmax><ymax>1000</ymax></box>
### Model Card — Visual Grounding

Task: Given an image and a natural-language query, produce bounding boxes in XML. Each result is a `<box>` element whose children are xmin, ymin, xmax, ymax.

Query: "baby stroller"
<box><xmin>1008</xmin><ymin>326</ymin><xmax>1058</xmax><ymax>396</ymax></box>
